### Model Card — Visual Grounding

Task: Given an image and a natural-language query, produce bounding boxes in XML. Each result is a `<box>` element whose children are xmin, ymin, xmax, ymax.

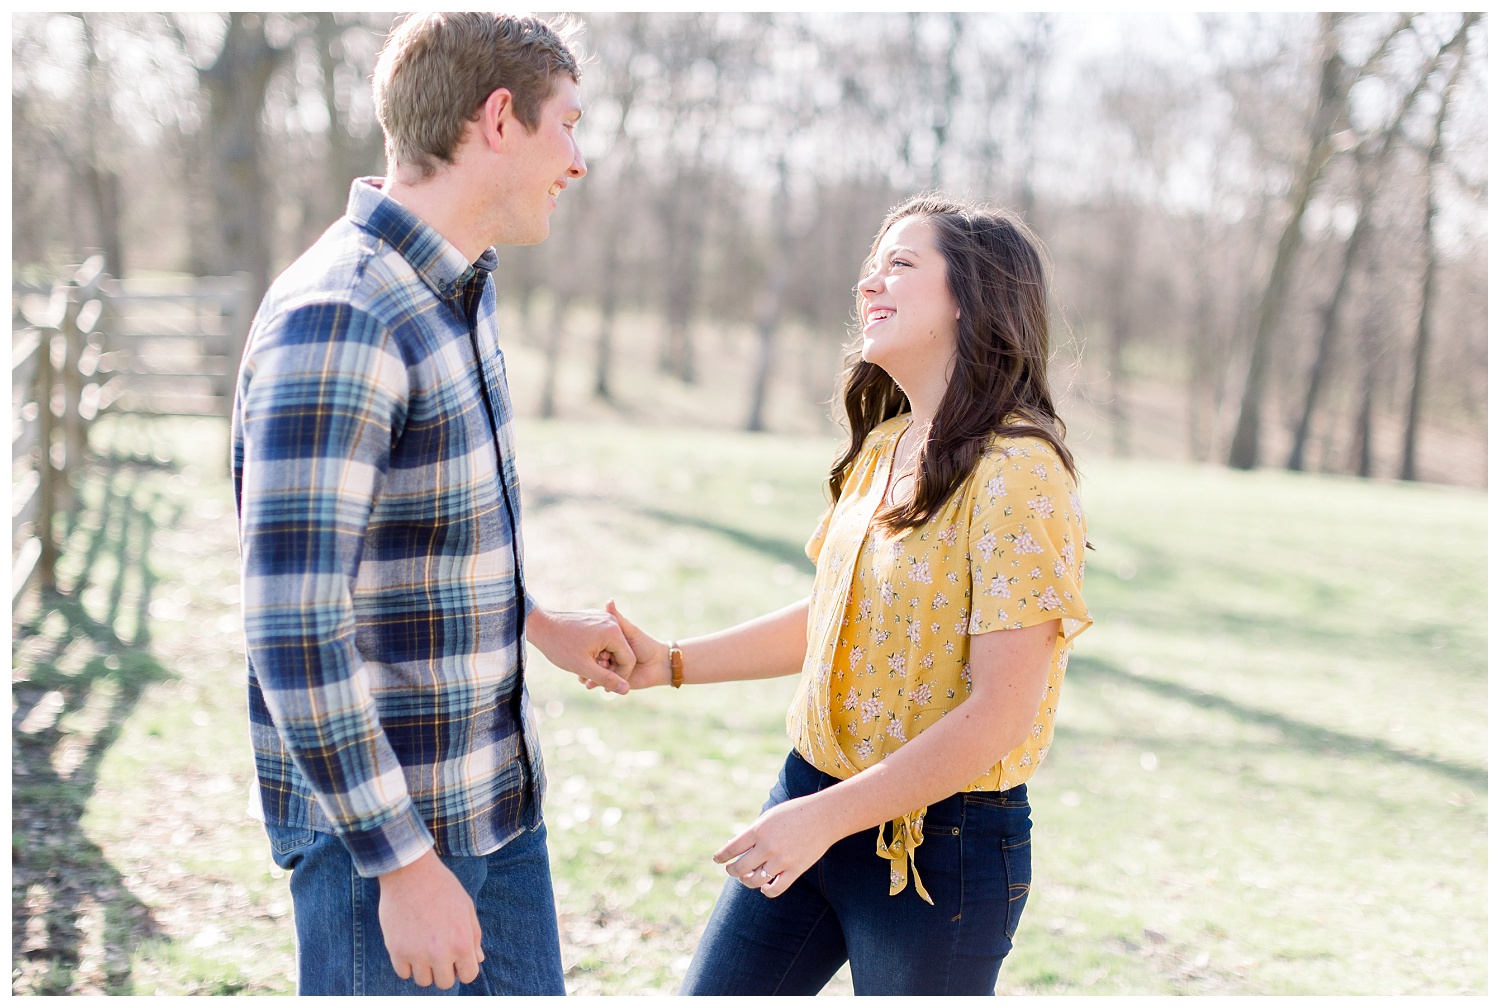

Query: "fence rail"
<box><xmin>11</xmin><ymin>257</ymin><xmax>252</xmax><ymax>608</ymax></box>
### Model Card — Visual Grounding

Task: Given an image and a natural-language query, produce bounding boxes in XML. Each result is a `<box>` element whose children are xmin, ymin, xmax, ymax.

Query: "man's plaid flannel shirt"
<box><xmin>232</xmin><ymin>179</ymin><xmax>544</xmax><ymax>878</ymax></box>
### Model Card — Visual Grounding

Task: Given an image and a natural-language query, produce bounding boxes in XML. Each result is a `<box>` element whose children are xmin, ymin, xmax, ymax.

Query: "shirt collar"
<box><xmin>345</xmin><ymin>177</ymin><xmax>498</xmax><ymax>300</ymax></box>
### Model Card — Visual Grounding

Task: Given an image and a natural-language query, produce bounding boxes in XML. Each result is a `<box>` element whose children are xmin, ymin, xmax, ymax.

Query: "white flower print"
<box><xmin>843</xmin><ymin>689</ymin><xmax>859</xmax><ymax>711</ymax></box>
<box><xmin>1054</xmin><ymin>559</ymin><xmax>1068</xmax><ymax>578</ymax></box>
<box><xmin>885</xmin><ymin>714</ymin><xmax>907</xmax><ymax>742</ymax></box>
<box><xmin>1062</xmin><ymin>542</ymin><xmax>1076</xmax><ymax>568</ymax></box>
<box><xmin>860</xmin><ymin>697</ymin><xmax>883</xmax><ymax>724</ymax></box>
<box><xmin>932</xmin><ymin>592</ymin><xmax>949</xmax><ymax>609</ymax></box>
<box><xmin>938</xmin><ymin>524</ymin><xmax>960</xmax><ymax>546</ymax></box>
<box><xmin>1038</xmin><ymin>586</ymin><xmax>1063</xmax><ymax>610</ymax></box>
<box><xmin>944</xmin><ymin>642</ymin><xmax>955</xmax><ymax>654</ymax></box>
<box><xmin>911</xmin><ymin>681</ymin><xmax>933</xmax><ymax>705</ymax></box>
<box><xmin>873</xmin><ymin>629</ymin><xmax>890</xmax><ymax>646</ymax></box>
<box><xmin>1032</xmin><ymin>721</ymin><xmax>1045</xmax><ymax>737</ymax></box>
<box><xmin>1019</xmin><ymin>752</ymin><xmax>1033</xmax><ymax>767</ymax></box>
<box><xmin>967</xmin><ymin>614</ymin><xmax>984</xmax><ymax>634</ymax></box>
<box><xmin>880</xmin><ymin>581</ymin><xmax>895</xmax><ymax>605</ymax></box>
<box><xmin>858</xmin><ymin>598</ymin><xmax>873</xmax><ymax>621</ymax></box>
<box><xmin>890</xmin><ymin>539</ymin><xmax>905</xmax><ymax>558</ymax></box>
<box><xmin>946</xmin><ymin>571</ymin><xmax>959</xmax><ymax>584</ymax></box>
<box><xmin>1012</xmin><ymin>530</ymin><xmax>1043</xmax><ymax>555</ymax></box>
<box><xmin>1031</xmin><ymin>464</ymin><xmax>1048</xmax><ymax>480</ymax></box>
<box><xmin>987</xmin><ymin>475</ymin><xmax>1007</xmax><ymax>498</ymax></box>
<box><xmin>1069</xmin><ymin>492</ymin><xmax>1082</xmax><ymax>517</ymax></box>
<box><xmin>986</xmin><ymin>574</ymin><xmax>1012</xmax><ymax>598</ymax></box>
<box><xmin>909</xmin><ymin>558</ymin><xmax>932</xmax><ymax>584</ymax></box>
<box><xmin>975</xmin><ymin>532</ymin><xmax>998</xmax><ymax>560</ymax></box>
<box><xmin>1028</xmin><ymin>495</ymin><xmax>1054</xmax><ymax>518</ymax></box>
<box><xmin>1030</xmin><ymin>567</ymin><xmax>1043</xmax><ymax>579</ymax></box>
<box><xmin>906</xmin><ymin>622</ymin><xmax>922</xmax><ymax>645</ymax></box>
<box><xmin>919</xmin><ymin>652</ymin><xmax>934</xmax><ymax>670</ymax></box>
<box><xmin>857</xmin><ymin>738</ymin><xmax>875</xmax><ymax>760</ymax></box>
<box><xmin>888</xmin><ymin>651</ymin><xmax>908</xmax><ymax>675</ymax></box>
<box><xmin>849</xmin><ymin>645</ymin><xmax>865</xmax><ymax>668</ymax></box>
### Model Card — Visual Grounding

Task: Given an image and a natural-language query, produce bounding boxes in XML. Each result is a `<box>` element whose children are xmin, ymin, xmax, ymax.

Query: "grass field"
<box><xmin>10</xmin><ymin>412</ymin><xmax>1487</xmax><ymax>995</ymax></box>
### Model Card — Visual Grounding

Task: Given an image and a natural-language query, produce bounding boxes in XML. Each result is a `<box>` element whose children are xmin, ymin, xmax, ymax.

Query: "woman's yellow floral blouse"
<box><xmin>787</xmin><ymin>415</ymin><xmax>1091</xmax><ymax>902</ymax></box>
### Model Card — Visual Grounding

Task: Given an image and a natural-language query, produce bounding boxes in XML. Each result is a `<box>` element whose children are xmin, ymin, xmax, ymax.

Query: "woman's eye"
<box><xmin>891</xmin><ymin>259</ymin><xmax>912</xmax><ymax>268</ymax></box>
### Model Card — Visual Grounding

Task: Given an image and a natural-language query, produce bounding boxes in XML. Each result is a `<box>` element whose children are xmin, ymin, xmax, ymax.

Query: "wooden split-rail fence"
<box><xmin>11</xmin><ymin>255</ymin><xmax>253</xmax><ymax>608</ymax></box>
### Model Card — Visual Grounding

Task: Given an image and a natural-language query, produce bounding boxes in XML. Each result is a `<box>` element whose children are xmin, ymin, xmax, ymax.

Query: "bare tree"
<box><xmin>1227</xmin><ymin>14</ymin><xmax>1409</xmax><ymax>470</ymax></box>
<box><xmin>1400</xmin><ymin>16</ymin><xmax>1477</xmax><ymax>481</ymax></box>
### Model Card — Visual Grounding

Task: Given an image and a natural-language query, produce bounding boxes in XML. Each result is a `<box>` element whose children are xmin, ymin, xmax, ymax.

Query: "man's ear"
<box><xmin>476</xmin><ymin>87</ymin><xmax>516</xmax><ymax>154</ymax></box>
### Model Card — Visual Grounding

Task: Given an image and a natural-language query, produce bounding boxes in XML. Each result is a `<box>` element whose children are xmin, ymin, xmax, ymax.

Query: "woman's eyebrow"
<box><xmin>883</xmin><ymin>245</ymin><xmax>919</xmax><ymax>261</ymax></box>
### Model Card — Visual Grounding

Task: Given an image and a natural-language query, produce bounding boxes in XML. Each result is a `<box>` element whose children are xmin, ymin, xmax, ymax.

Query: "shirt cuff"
<box><xmin>523</xmin><ymin>591</ymin><xmax>538</xmax><ymax>617</ymax></box>
<box><xmin>337</xmin><ymin>803</ymin><xmax>436</xmax><ymax>878</ymax></box>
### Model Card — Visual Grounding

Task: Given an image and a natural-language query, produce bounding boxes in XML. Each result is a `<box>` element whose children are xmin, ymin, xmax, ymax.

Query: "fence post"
<box><xmin>34</xmin><ymin>323</ymin><xmax>59</xmax><ymax>594</ymax></box>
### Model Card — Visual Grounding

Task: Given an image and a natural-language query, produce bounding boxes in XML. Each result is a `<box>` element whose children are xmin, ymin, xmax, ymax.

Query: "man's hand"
<box><xmin>527</xmin><ymin>606</ymin><xmax>636</xmax><ymax>694</ymax></box>
<box><xmin>378</xmin><ymin>849</ymin><xmax>483</xmax><ymax>989</ymax></box>
<box><xmin>713</xmin><ymin>793</ymin><xmax>840</xmax><ymax>899</ymax></box>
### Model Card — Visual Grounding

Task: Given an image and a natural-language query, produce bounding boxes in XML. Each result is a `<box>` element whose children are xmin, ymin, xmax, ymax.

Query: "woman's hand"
<box><xmin>574</xmin><ymin>600</ymin><xmax>671</xmax><ymax>690</ymax></box>
<box><xmin>713</xmin><ymin>794</ymin><xmax>840</xmax><ymax>898</ymax></box>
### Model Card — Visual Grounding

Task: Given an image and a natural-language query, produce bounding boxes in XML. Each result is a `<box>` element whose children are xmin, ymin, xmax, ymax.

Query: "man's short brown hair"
<box><xmin>373</xmin><ymin>12</ymin><xmax>581</xmax><ymax>179</ymax></box>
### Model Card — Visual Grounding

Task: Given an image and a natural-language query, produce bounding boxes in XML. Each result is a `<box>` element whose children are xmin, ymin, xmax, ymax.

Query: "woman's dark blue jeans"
<box><xmin>680</xmin><ymin>750</ymin><xmax>1032</xmax><ymax>996</ymax></box>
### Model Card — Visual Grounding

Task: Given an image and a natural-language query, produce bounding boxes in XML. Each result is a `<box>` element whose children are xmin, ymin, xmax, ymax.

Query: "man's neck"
<box><xmin>381</xmin><ymin>171</ymin><xmax>491</xmax><ymax>264</ymax></box>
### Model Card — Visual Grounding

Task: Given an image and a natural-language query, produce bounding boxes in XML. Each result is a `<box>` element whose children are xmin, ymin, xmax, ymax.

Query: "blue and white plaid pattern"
<box><xmin>233</xmin><ymin>178</ymin><xmax>544</xmax><ymax>878</ymax></box>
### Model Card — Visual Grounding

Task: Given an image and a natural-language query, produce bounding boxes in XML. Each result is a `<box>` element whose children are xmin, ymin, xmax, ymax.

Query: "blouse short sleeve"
<box><xmin>805</xmin><ymin>504</ymin><xmax>834</xmax><ymax>564</ymax></box>
<box><xmin>966</xmin><ymin>440</ymin><xmax>1091</xmax><ymax>643</ymax></box>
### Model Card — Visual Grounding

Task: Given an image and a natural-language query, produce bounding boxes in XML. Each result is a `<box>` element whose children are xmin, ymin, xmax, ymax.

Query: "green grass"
<box><xmin>11</xmin><ymin>414</ymin><xmax>1486</xmax><ymax>995</ymax></box>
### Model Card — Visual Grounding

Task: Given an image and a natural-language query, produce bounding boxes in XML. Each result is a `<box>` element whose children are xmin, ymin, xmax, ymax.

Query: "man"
<box><xmin>233</xmin><ymin>13</ymin><xmax>630</xmax><ymax>995</ymax></box>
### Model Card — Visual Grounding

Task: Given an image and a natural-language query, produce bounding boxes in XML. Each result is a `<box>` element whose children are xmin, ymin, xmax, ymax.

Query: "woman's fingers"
<box><xmin>713</xmin><ymin>828</ymin><xmax>756</xmax><ymax>866</ymax></box>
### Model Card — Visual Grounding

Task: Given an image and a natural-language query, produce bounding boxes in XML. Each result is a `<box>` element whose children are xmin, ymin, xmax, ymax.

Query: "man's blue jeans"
<box><xmin>265</xmin><ymin>819</ymin><xmax>566</xmax><ymax>996</ymax></box>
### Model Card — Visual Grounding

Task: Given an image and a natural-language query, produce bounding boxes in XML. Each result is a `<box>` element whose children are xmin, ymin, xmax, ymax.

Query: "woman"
<box><xmin>609</xmin><ymin>194</ymin><xmax>1091</xmax><ymax>995</ymax></box>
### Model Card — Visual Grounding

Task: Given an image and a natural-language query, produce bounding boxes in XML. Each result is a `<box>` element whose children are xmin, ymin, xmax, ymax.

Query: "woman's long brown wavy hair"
<box><xmin>829</xmin><ymin>194</ymin><xmax>1075</xmax><ymax>531</ymax></box>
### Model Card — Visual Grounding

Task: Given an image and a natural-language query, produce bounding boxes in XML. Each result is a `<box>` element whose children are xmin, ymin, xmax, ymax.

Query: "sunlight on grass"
<box><xmin>17</xmin><ymin>415</ymin><xmax>1485</xmax><ymax>995</ymax></box>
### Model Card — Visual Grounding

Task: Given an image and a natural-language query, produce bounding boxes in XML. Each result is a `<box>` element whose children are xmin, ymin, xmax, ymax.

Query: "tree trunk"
<box><xmin>539</xmin><ymin>294</ymin><xmax>569</xmax><ymax>420</ymax></box>
<box><xmin>198</xmin><ymin>13</ymin><xmax>286</xmax><ymax>308</ymax></box>
<box><xmin>1227</xmin><ymin>14</ymin><xmax>1350</xmax><ymax>470</ymax></box>
<box><xmin>1287</xmin><ymin>184</ymin><xmax>1370</xmax><ymax>470</ymax></box>
<box><xmin>315</xmin><ymin>13</ymin><xmax>359</xmax><ymax>228</ymax></box>
<box><xmin>746</xmin><ymin>161</ymin><xmax>792</xmax><ymax>433</ymax></box>
<box><xmin>77</xmin><ymin>15</ymin><xmax>125</xmax><ymax>276</ymax></box>
<box><xmin>1399</xmin><ymin>25</ymin><xmax>1472</xmax><ymax>481</ymax></box>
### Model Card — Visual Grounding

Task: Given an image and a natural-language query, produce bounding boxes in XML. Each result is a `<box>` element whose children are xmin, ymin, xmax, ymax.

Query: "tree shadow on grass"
<box><xmin>530</xmin><ymin>489</ymin><xmax>815</xmax><ymax>573</ymax></box>
<box><xmin>11</xmin><ymin>462</ymin><xmax>180</xmax><ymax>995</ymax></box>
<box><xmin>1067</xmin><ymin>655</ymin><xmax>1488</xmax><ymax>792</ymax></box>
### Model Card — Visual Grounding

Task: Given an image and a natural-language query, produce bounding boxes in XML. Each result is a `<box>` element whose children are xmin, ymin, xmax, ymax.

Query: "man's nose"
<box><xmin>569</xmin><ymin>150</ymin><xmax>587</xmax><ymax>179</ymax></box>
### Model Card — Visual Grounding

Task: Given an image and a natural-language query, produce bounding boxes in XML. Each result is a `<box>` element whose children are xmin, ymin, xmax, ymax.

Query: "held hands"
<box><xmin>713</xmin><ymin>794</ymin><xmax>838</xmax><ymax>899</ymax></box>
<box><xmin>528</xmin><ymin>606</ymin><xmax>636</xmax><ymax>694</ymax></box>
<box><xmin>573</xmin><ymin>601</ymin><xmax>672</xmax><ymax>691</ymax></box>
<box><xmin>378</xmin><ymin>849</ymin><xmax>483</xmax><ymax>989</ymax></box>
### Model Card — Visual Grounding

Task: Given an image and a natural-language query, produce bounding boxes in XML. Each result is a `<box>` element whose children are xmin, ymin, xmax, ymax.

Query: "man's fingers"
<box><xmin>586</xmin><ymin>661</ymin><xmax>630</xmax><ymax>695</ymax></box>
<box><xmin>602</xmin><ymin>628</ymin><xmax>637</xmax><ymax>676</ymax></box>
<box><xmin>392</xmin><ymin>959</ymin><xmax>414</xmax><ymax>981</ymax></box>
<box><xmin>409</xmin><ymin>962</ymin><xmax>435</xmax><ymax>988</ymax></box>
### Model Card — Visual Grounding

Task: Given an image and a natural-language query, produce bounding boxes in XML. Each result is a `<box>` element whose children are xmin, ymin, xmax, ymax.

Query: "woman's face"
<box><xmin>856</xmin><ymin>216</ymin><xmax>960</xmax><ymax>388</ymax></box>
